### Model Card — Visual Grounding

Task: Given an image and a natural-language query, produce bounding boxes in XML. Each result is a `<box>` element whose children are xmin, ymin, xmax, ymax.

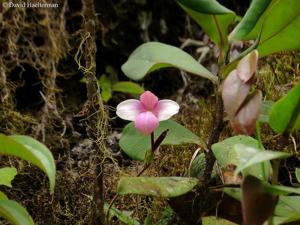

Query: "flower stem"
<box><xmin>107</xmin><ymin>132</ymin><xmax>157</xmax><ymax>222</ymax></box>
<box><xmin>151</xmin><ymin>132</ymin><xmax>155</xmax><ymax>151</ymax></box>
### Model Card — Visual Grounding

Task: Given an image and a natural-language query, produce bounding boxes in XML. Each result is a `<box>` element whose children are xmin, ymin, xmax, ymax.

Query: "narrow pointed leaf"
<box><xmin>0</xmin><ymin>167</ymin><xmax>17</xmax><ymax>188</ymax></box>
<box><xmin>231</xmin><ymin>0</ymin><xmax>300</xmax><ymax>57</ymax></box>
<box><xmin>269</xmin><ymin>80</ymin><xmax>300</xmax><ymax>133</ymax></box>
<box><xmin>0</xmin><ymin>200</ymin><xmax>34</xmax><ymax>225</ymax></box>
<box><xmin>177</xmin><ymin>0</ymin><xmax>235</xmax><ymax>54</ymax></box>
<box><xmin>0</xmin><ymin>134</ymin><xmax>56</xmax><ymax>193</ymax></box>
<box><xmin>229</xmin><ymin>0</ymin><xmax>272</xmax><ymax>40</ymax></box>
<box><xmin>119</xmin><ymin>120</ymin><xmax>202</xmax><ymax>161</ymax></box>
<box><xmin>121</xmin><ymin>42</ymin><xmax>217</xmax><ymax>83</ymax></box>
<box><xmin>117</xmin><ymin>177</ymin><xmax>199</xmax><ymax>198</ymax></box>
<box><xmin>234</xmin><ymin>144</ymin><xmax>290</xmax><ymax>175</ymax></box>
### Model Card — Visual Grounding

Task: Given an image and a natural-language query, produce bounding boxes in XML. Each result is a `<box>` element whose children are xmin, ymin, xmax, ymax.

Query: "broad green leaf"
<box><xmin>99</xmin><ymin>75</ymin><xmax>112</xmax><ymax>102</ymax></box>
<box><xmin>0</xmin><ymin>192</ymin><xmax>8</xmax><ymax>200</ymax></box>
<box><xmin>296</xmin><ymin>168</ymin><xmax>300</xmax><ymax>183</ymax></box>
<box><xmin>0</xmin><ymin>134</ymin><xmax>56</xmax><ymax>193</ymax></box>
<box><xmin>0</xmin><ymin>167</ymin><xmax>17</xmax><ymax>188</ymax></box>
<box><xmin>117</xmin><ymin>177</ymin><xmax>199</xmax><ymax>198</ymax></box>
<box><xmin>258</xmin><ymin>100</ymin><xmax>274</xmax><ymax>123</ymax></box>
<box><xmin>229</xmin><ymin>0</ymin><xmax>272</xmax><ymax>40</ymax></box>
<box><xmin>275</xmin><ymin>196</ymin><xmax>300</xmax><ymax>217</ymax></box>
<box><xmin>231</xmin><ymin>0</ymin><xmax>300</xmax><ymax>57</ymax></box>
<box><xmin>269</xmin><ymin>80</ymin><xmax>300</xmax><ymax>133</ymax></box>
<box><xmin>177</xmin><ymin>0</ymin><xmax>235</xmax><ymax>55</ymax></box>
<box><xmin>203</xmin><ymin>217</ymin><xmax>237</xmax><ymax>225</ymax></box>
<box><xmin>212</xmin><ymin>135</ymin><xmax>260</xmax><ymax>168</ymax></box>
<box><xmin>273</xmin><ymin>196</ymin><xmax>300</xmax><ymax>224</ymax></box>
<box><xmin>234</xmin><ymin>144</ymin><xmax>290</xmax><ymax>175</ymax></box>
<box><xmin>121</xmin><ymin>42</ymin><xmax>218</xmax><ymax>83</ymax></box>
<box><xmin>0</xmin><ymin>200</ymin><xmax>34</xmax><ymax>225</ymax></box>
<box><xmin>112</xmin><ymin>81</ymin><xmax>144</xmax><ymax>95</ymax></box>
<box><xmin>119</xmin><ymin>120</ymin><xmax>202</xmax><ymax>161</ymax></box>
<box><xmin>212</xmin><ymin>135</ymin><xmax>269</xmax><ymax>180</ymax></box>
<box><xmin>104</xmin><ymin>203</ymin><xmax>140</xmax><ymax>225</ymax></box>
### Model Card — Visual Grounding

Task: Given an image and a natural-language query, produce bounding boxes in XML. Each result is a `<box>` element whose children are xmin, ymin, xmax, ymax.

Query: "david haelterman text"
<box><xmin>2</xmin><ymin>2</ymin><xmax>59</xmax><ymax>8</ymax></box>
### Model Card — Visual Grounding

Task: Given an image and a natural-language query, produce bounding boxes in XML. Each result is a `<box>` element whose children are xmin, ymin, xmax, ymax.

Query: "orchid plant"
<box><xmin>109</xmin><ymin>0</ymin><xmax>300</xmax><ymax>224</ymax></box>
<box><xmin>0</xmin><ymin>134</ymin><xmax>56</xmax><ymax>225</ymax></box>
<box><xmin>116</xmin><ymin>91</ymin><xmax>179</xmax><ymax>135</ymax></box>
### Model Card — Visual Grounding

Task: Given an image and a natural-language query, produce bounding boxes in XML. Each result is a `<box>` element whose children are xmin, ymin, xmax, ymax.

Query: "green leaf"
<box><xmin>0</xmin><ymin>200</ymin><xmax>34</xmax><ymax>225</ymax></box>
<box><xmin>265</xmin><ymin>184</ymin><xmax>300</xmax><ymax>196</ymax></box>
<box><xmin>273</xmin><ymin>215</ymin><xmax>300</xmax><ymax>225</ymax></box>
<box><xmin>212</xmin><ymin>135</ymin><xmax>260</xmax><ymax>168</ymax></box>
<box><xmin>223</xmin><ymin>188</ymin><xmax>242</xmax><ymax>201</ymax></box>
<box><xmin>119</xmin><ymin>120</ymin><xmax>202</xmax><ymax>161</ymax></box>
<box><xmin>231</xmin><ymin>0</ymin><xmax>300</xmax><ymax>57</ymax></box>
<box><xmin>234</xmin><ymin>144</ymin><xmax>290</xmax><ymax>176</ymax></box>
<box><xmin>0</xmin><ymin>134</ymin><xmax>56</xmax><ymax>193</ymax></box>
<box><xmin>143</xmin><ymin>209</ymin><xmax>153</xmax><ymax>225</ymax></box>
<box><xmin>121</xmin><ymin>42</ymin><xmax>217</xmax><ymax>83</ymax></box>
<box><xmin>202</xmin><ymin>217</ymin><xmax>238</xmax><ymax>225</ymax></box>
<box><xmin>212</xmin><ymin>135</ymin><xmax>270</xmax><ymax>180</ymax></box>
<box><xmin>157</xmin><ymin>207</ymin><xmax>175</xmax><ymax>225</ymax></box>
<box><xmin>273</xmin><ymin>196</ymin><xmax>300</xmax><ymax>224</ymax></box>
<box><xmin>0</xmin><ymin>192</ymin><xmax>8</xmax><ymax>200</ymax></box>
<box><xmin>269</xmin><ymin>80</ymin><xmax>300</xmax><ymax>133</ymax></box>
<box><xmin>176</xmin><ymin>0</ymin><xmax>235</xmax><ymax>55</ymax></box>
<box><xmin>0</xmin><ymin>167</ymin><xmax>17</xmax><ymax>188</ymax></box>
<box><xmin>99</xmin><ymin>75</ymin><xmax>112</xmax><ymax>102</ymax></box>
<box><xmin>229</xmin><ymin>0</ymin><xmax>272</xmax><ymax>40</ymax></box>
<box><xmin>112</xmin><ymin>81</ymin><xmax>144</xmax><ymax>95</ymax></box>
<box><xmin>258</xmin><ymin>100</ymin><xmax>274</xmax><ymax>123</ymax></box>
<box><xmin>296</xmin><ymin>168</ymin><xmax>300</xmax><ymax>183</ymax></box>
<box><xmin>104</xmin><ymin>203</ymin><xmax>140</xmax><ymax>225</ymax></box>
<box><xmin>117</xmin><ymin>177</ymin><xmax>199</xmax><ymax>198</ymax></box>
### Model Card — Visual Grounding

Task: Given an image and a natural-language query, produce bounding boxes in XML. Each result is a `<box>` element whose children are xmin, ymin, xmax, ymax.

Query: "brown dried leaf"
<box><xmin>222</xmin><ymin>69</ymin><xmax>250</xmax><ymax>118</ymax></box>
<box><xmin>237</xmin><ymin>50</ymin><xmax>258</xmax><ymax>83</ymax></box>
<box><xmin>232</xmin><ymin>90</ymin><xmax>262</xmax><ymax>135</ymax></box>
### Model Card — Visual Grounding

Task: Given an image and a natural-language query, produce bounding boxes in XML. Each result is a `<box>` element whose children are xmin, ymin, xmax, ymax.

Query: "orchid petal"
<box><xmin>135</xmin><ymin>111</ymin><xmax>159</xmax><ymax>135</ymax></box>
<box><xmin>157</xmin><ymin>100</ymin><xmax>180</xmax><ymax>121</ymax></box>
<box><xmin>116</xmin><ymin>99</ymin><xmax>142</xmax><ymax>121</ymax></box>
<box><xmin>140</xmin><ymin>91</ymin><xmax>158</xmax><ymax>110</ymax></box>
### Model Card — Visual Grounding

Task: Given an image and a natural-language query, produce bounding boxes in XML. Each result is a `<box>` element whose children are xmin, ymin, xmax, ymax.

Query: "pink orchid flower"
<box><xmin>116</xmin><ymin>91</ymin><xmax>179</xmax><ymax>135</ymax></box>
